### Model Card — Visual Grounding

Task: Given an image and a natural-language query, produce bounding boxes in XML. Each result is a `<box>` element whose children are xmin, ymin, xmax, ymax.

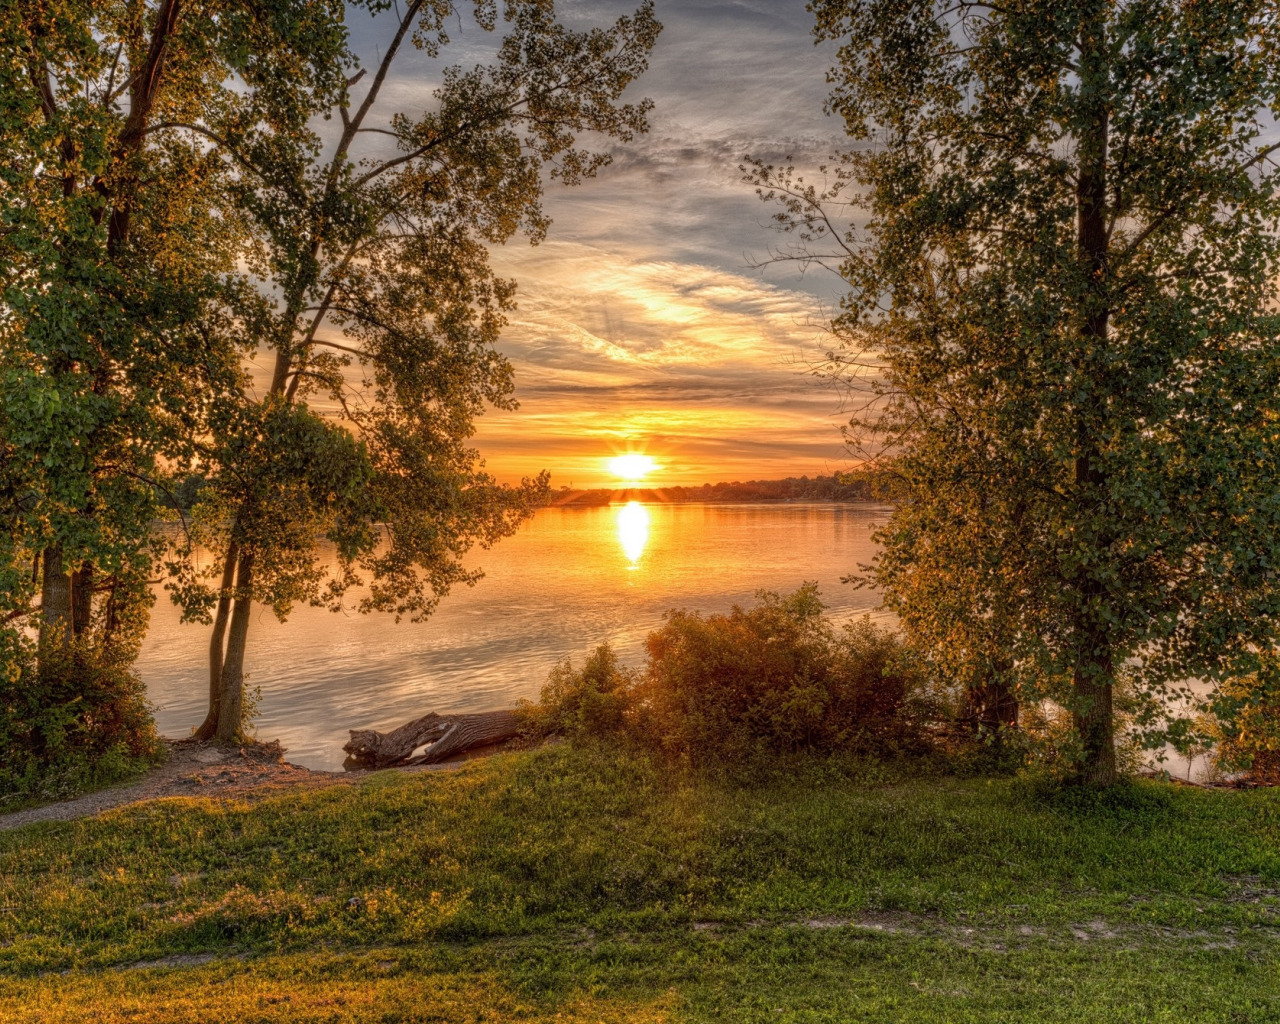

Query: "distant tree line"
<box><xmin>550</xmin><ymin>469</ymin><xmax>902</xmax><ymax>506</ymax></box>
<box><xmin>159</xmin><ymin>468</ymin><xmax>899</xmax><ymax>514</ymax></box>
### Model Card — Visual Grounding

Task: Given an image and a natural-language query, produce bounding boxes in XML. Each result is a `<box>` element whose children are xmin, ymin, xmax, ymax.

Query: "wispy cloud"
<box><xmin>350</xmin><ymin>0</ymin><xmax>858</xmax><ymax>486</ymax></box>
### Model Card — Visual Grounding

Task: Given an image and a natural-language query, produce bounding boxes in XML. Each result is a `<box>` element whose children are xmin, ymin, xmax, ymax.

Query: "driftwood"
<box><xmin>343</xmin><ymin>709</ymin><xmax>521</xmax><ymax>767</ymax></box>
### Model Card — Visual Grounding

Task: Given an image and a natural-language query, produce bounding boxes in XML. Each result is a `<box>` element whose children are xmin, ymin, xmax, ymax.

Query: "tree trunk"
<box><xmin>39</xmin><ymin>543</ymin><xmax>72</xmax><ymax>654</ymax></box>
<box><xmin>1073</xmin><ymin>647</ymin><xmax>1117</xmax><ymax>786</ymax></box>
<box><xmin>344</xmin><ymin>709</ymin><xmax>521</xmax><ymax>767</ymax></box>
<box><xmin>972</xmin><ymin>678</ymin><xmax>1018</xmax><ymax>734</ymax></box>
<box><xmin>71</xmin><ymin>562</ymin><xmax>93</xmax><ymax>637</ymax></box>
<box><xmin>1069</xmin><ymin>10</ymin><xmax>1117</xmax><ymax>786</ymax></box>
<box><xmin>105</xmin><ymin>0</ymin><xmax>184</xmax><ymax>253</ymax></box>
<box><xmin>214</xmin><ymin>549</ymin><xmax>255</xmax><ymax>742</ymax></box>
<box><xmin>195</xmin><ymin>541</ymin><xmax>238</xmax><ymax>741</ymax></box>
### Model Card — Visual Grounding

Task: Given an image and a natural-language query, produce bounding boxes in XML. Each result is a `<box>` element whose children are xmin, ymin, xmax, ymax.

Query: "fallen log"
<box><xmin>344</xmin><ymin>709</ymin><xmax>521</xmax><ymax>767</ymax></box>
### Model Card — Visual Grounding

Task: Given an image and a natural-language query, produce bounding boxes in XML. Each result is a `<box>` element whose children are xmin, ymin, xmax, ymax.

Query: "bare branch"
<box><xmin>339</xmin><ymin>1</ymin><xmax>422</xmax><ymax>152</ymax></box>
<box><xmin>308</xmin><ymin>338</ymin><xmax>366</xmax><ymax>357</ymax></box>
<box><xmin>102</xmin><ymin>42</ymin><xmax>125</xmax><ymax>108</ymax></box>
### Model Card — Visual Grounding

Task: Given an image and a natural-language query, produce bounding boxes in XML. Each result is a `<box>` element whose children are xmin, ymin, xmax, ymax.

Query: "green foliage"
<box><xmin>177</xmin><ymin>0</ymin><xmax>662</xmax><ymax>616</ymax></box>
<box><xmin>518</xmin><ymin>643</ymin><xmax>636</xmax><ymax>740</ymax></box>
<box><xmin>237</xmin><ymin>684</ymin><xmax>263</xmax><ymax>739</ymax></box>
<box><xmin>0</xmin><ymin>0</ymin><xmax>356</xmax><ymax>755</ymax></box>
<box><xmin>0</xmin><ymin>643</ymin><xmax>159</xmax><ymax>811</ymax></box>
<box><xmin>752</xmin><ymin>0</ymin><xmax>1280</xmax><ymax>784</ymax></box>
<box><xmin>172</xmin><ymin>402</ymin><xmax>378</xmax><ymax>625</ymax></box>
<box><xmin>636</xmin><ymin>586</ymin><xmax>930</xmax><ymax>763</ymax></box>
<box><xmin>524</xmin><ymin>586</ymin><xmax>933</xmax><ymax>763</ymax></box>
<box><xmin>1012</xmin><ymin>671</ymin><xmax>1153</xmax><ymax>785</ymax></box>
<box><xmin>0</xmin><ymin>0</ymin><xmax>351</xmax><ymax>600</ymax></box>
<box><xmin>154</xmin><ymin>474</ymin><xmax>208</xmax><ymax>513</ymax></box>
<box><xmin>156</xmin><ymin>0</ymin><xmax>661</xmax><ymax>739</ymax></box>
<box><xmin>1196</xmin><ymin>657</ymin><xmax>1280</xmax><ymax>782</ymax></box>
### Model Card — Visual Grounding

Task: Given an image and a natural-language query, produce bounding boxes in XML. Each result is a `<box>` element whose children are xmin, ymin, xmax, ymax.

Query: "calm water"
<box><xmin>139</xmin><ymin>503</ymin><xmax>891</xmax><ymax>770</ymax></box>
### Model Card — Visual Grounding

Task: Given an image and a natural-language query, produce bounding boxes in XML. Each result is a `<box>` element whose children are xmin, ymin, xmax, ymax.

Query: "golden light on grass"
<box><xmin>608</xmin><ymin>453</ymin><xmax>656</xmax><ymax>482</ymax></box>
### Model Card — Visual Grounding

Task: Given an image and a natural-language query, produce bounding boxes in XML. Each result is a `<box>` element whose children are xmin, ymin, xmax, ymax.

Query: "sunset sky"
<box><xmin>352</xmin><ymin>0</ymin><xmax>854</xmax><ymax>488</ymax></box>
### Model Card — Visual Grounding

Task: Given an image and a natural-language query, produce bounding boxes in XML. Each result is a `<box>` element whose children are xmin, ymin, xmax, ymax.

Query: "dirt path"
<box><xmin>0</xmin><ymin>740</ymin><xmax>357</xmax><ymax>832</ymax></box>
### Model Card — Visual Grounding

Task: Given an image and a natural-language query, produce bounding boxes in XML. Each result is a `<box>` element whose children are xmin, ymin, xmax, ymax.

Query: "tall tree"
<box><xmin>0</xmin><ymin>4</ymin><xmax>348</xmax><ymax>699</ymax></box>
<box><xmin>754</xmin><ymin>0</ymin><xmax>1280</xmax><ymax>784</ymax></box>
<box><xmin>168</xmin><ymin>0</ymin><xmax>661</xmax><ymax>740</ymax></box>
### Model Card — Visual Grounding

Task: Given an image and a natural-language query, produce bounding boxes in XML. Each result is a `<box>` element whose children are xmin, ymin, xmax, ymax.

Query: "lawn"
<box><xmin>2</xmin><ymin>743</ymin><xmax>1279</xmax><ymax>1021</ymax></box>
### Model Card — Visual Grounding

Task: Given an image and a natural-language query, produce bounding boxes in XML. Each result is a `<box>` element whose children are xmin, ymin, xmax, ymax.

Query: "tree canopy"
<box><xmin>754</xmin><ymin>0</ymin><xmax>1280</xmax><ymax>783</ymax></box>
<box><xmin>1</xmin><ymin>1</ymin><xmax>661</xmax><ymax>754</ymax></box>
<box><xmin>0</xmin><ymin>1</ymin><xmax>355</xmax><ymax>778</ymax></box>
<box><xmin>159</xmin><ymin>0</ymin><xmax>661</xmax><ymax>739</ymax></box>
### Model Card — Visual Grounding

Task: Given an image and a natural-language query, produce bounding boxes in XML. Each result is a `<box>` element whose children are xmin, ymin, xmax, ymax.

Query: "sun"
<box><xmin>608</xmin><ymin>453</ymin><xmax>656</xmax><ymax>483</ymax></box>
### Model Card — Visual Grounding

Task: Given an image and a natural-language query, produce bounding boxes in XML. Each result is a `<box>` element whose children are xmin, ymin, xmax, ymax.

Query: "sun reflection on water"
<box><xmin>616</xmin><ymin>501</ymin><xmax>650</xmax><ymax>567</ymax></box>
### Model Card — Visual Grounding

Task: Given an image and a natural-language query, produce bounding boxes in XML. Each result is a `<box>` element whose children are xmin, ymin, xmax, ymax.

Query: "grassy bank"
<box><xmin>2</xmin><ymin>743</ymin><xmax>1280</xmax><ymax>1021</ymax></box>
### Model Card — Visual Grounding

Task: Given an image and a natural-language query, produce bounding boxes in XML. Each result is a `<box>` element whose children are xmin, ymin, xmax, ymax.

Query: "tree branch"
<box><xmin>307</xmin><ymin>338</ymin><xmax>366</xmax><ymax>357</ymax></box>
<box><xmin>141</xmin><ymin>121</ymin><xmax>265</xmax><ymax>177</ymax></box>
<box><xmin>1117</xmin><ymin>141</ymin><xmax>1280</xmax><ymax>261</ymax></box>
<box><xmin>338</xmin><ymin>0</ymin><xmax>423</xmax><ymax>156</ymax></box>
<box><xmin>2</xmin><ymin>605</ymin><xmax>38</xmax><ymax>624</ymax></box>
<box><xmin>102</xmin><ymin>42</ymin><xmax>125</xmax><ymax>108</ymax></box>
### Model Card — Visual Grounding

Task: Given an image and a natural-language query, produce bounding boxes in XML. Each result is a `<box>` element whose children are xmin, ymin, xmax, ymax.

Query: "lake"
<box><xmin>138</xmin><ymin>502</ymin><xmax>892</xmax><ymax>770</ymax></box>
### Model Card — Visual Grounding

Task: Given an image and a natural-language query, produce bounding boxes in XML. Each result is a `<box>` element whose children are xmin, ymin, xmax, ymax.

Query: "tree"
<box><xmin>0</xmin><ymin>2</ymin><xmax>349</xmax><ymax>763</ymax></box>
<box><xmin>168</xmin><ymin>0</ymin><xmax>661</xmax><ymax>740</ymax></box>
<box><xmin>753</xmin><ymin>0</ymin><xmax>1280</xmax><ymax>784</ymax></box>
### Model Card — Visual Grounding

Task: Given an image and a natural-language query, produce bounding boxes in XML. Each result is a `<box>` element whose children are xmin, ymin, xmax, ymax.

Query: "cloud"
<box><xmin>516</xmin><ymin>0</ymin><xmax>852</xmax><ymax>286</ymax></box>
<box><xmin>328</xmin><ymin>0</ymin><xmax>861</xmax><ymax>487</ymax></box>
<box><xmin>471</xmin><ymin>239</ymin><xmax>853</xmax><ymax>485</ymax></box>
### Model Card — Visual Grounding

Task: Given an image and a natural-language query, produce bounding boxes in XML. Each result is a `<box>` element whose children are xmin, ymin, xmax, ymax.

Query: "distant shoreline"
<box><xmin>545</xmin><ymin>472</ymin><xmax>898</xmax><ymax>507</ymax></box>
<box><xmin>546</xmin><ymin>492</ymin><xmax>889</xmax><ymax>507</ymax></box>
<box><xmin>153</xmin><ymin>472</ymin><xmax>901</xmax><ymax>516</ymax></box>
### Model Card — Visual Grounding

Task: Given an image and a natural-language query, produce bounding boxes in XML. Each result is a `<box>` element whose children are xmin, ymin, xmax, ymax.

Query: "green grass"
<box><xmin>3</xmin><ymin>743</ymin><xmax>1280</xmax><ymax>1021</ymax></box>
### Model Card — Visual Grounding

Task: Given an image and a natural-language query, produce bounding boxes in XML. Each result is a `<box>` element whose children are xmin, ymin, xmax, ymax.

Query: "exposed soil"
<box><xmin>0</xmin><ymin>740</ymin><xmax>361</xmax><ymax>832</ymax></box>
<box><xmin>0</xmin><ymin>730</ymin><xmax>535</xmax><ymax>833</ymax></box>
<box><xmin>679</xmin><ymin>912</ymin><xmax>1280</xmax><ymax>952</ymax></box>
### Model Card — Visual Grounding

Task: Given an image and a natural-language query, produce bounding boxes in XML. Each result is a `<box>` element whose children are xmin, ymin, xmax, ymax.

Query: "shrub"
<box><xmin>517</xmin><ymin>643</ymin><xmax>636</xmax><ymax>740</ymax></box>
<box><xmin>0</xmin><ymin>639</ymin><xmax>161</xmax><ymax>809</ymax></box>
<box><xmin>633</xmin><ymin>585</ymin><xmax>929</xmax><ymax>763</ymax></box>
<box><xmin>525</xmin><ymin>585</ymin><xmax>934</xmax><ymax>764</ymax></box>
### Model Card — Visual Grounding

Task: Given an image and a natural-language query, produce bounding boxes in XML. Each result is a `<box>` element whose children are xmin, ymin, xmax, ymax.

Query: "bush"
<box><xmin>0</xmin><ymin>639</ymin><xmax>161</xmax><ymax>809</ymax></box>
<box><xmin>634</xmin><ymin>585</ymin><xmax>929</xmax><ymax>763</ymax></box>
<box><xmin>517</xmin><ymin>643</ymin><xmax>636</xmax><ymax>740</ymax></box>
<box><xmin>523</xmin><ymin>585</ymin><xmax>934</xmax><ymax>764</ymax></box>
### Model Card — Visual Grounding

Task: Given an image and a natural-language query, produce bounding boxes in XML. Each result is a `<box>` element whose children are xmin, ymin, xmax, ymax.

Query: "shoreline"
<box><xmin>0</xmin><ymin>737</ymin><xmax>496</xmax><ymax>833</ymax></box>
